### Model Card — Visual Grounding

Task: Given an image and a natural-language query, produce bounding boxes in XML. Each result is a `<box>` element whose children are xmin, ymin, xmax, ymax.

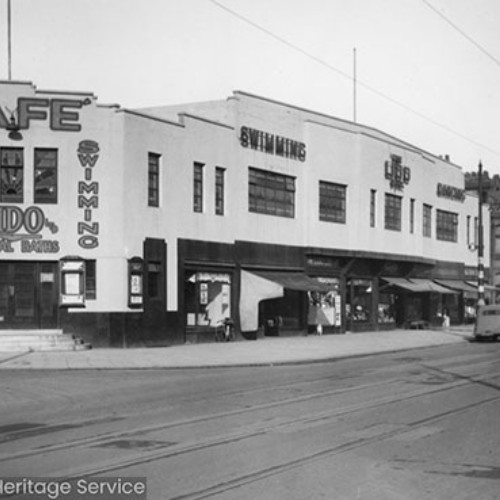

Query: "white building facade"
<box><xmin>0</xmin><ymin>81</ymin><xmax>489</xmax><ymax>345</ymax></box>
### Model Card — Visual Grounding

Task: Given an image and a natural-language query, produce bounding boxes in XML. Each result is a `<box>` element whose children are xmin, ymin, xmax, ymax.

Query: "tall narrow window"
<box><xmin>423</xmin><ymin>204</ymin><xmax>432</xmax><ymax>238</ymax></box>
<box><xmin>85</xmin><ymin>260</ymin><xmax>97</xmax><ymax>300</ymax></box>
<box><xmin>410</xmin><ymin>198</ymin><xmax>415</xmax><ymax>234</ymax></box>
<box><xmin>370</xmin><ymin>189</ymin><xmax>376</xmax><ymax>227</ymax></box>
<box><xmin>474</xmin><ymin>216</ymin><xmax>479</xmax><ymax>247</ymax></box>
<box><xmin>384</xmin><ymin>193</ymin><xmax>402</xmax><ymax>231</ymax></box>
<box><xmin>466</xmin><ymin>215</ymin><xmax>471</xmax><ymax>246</ymax></box>
<box><xmin>319</xmin><ymin>181</ymin><xmax>346</xmax><ymax>223</ymax></box>
<box><xmin>193</xmin><ymin>162</ymin><xmax>204</xmax><ymax>213</ymax></box>
<box><xmin>148</xmin><ymin>153</ymin><xmax>160</xmax><ymax>207</ymax></box>
<box><xmin>34</xmin><ymin>148</ymin><xmax>58</xmax><ymax>204</ymax></box>
<box><xmin>215</xmin><ymin>167</ymin><xmax>225</xmax><ymax>215</ymax></box>
<box><xmin>0</xmin><ymin>147</ymin><xmax>23</xmax><ymax>203</ymax></box>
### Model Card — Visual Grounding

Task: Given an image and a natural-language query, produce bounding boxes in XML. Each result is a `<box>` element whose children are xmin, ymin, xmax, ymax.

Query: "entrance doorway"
<box><xmin>0</xmin><ymin>262</ymin><xmax>59</xmax><ymax>329</ymax></box>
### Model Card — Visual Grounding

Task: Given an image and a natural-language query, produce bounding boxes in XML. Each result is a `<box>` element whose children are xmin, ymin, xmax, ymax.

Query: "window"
<box><xmin>384</xmin><ymin>193</ymin><xmax>402</xmax><ymax>231</ymax></box>
<box><xmin>249</xmin><ymin>167</ymin><xmax>295</xmax><ymax>218</ymax></box>
<box><xmin>148</xmin><ymin>153</ymin><xmax>160</xmax><ymax>207</ymax></box>
<box><xmin>423</xmin><ymin>204</ymin><xmax>432</xmax><ymax>238</ymax></box>
<box><xmin>466</xmin><ymin>215</ymin><xmax>471</xmax><ymax>246</ymax></box>
<box><xmin>319</xmin><ymin>181</ymin><xmax>346</xmax><ymax>223</ymax></box>
<box><xmin>410</xmin><ymin>198</ymin><xmax>415</xmax><ymax>234</ymax></box>
<box><xmin>0</xmin><ymin>147</ymin><xmax>23</xmax><ymax>203</ymax></box>
<box><xmin>436</xmin><ymin>209</ymin><xmax>458</xmax><ymax>242</ymax></box>
<box><xmin>34</xmin><ymin>149</ymin><xmax>58</xmax><ymax>204</ymax></box>
<box><xmin>85</xmin><ymin>260</ymin><xmax>96</xmax><ymax>300</ymax></box>
<box><xmin>215</xmin><ymin>167</ymin><xmax>225</xmax><ymax>215</ymax></box>
<box><xmin>370</xmin><ymin>189</ymin><xmax>376</xmax><ymax>227</ymax></box>
<box><xmin>193</xmin><ymin>162</ymin><xmax>204</xmax><ymax>213</ymax></box>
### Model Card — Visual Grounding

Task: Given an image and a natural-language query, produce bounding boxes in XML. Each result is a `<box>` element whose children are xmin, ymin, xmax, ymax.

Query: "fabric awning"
<box><xmin>252</xmin><ymin>271</ymin><xmax>334</xmax><ymax>292</ymax></box>
<box><xmin>381</xmin><ymin>277</ymin><xmax>457</xmax><ymax>293</ymax></box>
<box><xmin>434</xmin><ymin>280</ymin><xmax>477</xmax><ymax>293</ymax></box>
<box><xmin>466</xmin><ymin>281</ymin><xmax>497</xmax><ymax>292</ymax></box>
<box><xmin>407</xmin><ymin>278</ymin><xmax>458</xmax><ymax>293</ymax></box>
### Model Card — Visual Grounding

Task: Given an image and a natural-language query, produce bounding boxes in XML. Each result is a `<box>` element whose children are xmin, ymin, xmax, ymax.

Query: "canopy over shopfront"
<box><xmin>381</xmin><ymin>277</ymin><xmax>458</xmax><ymax>294</ymax></box>
<box><xmin>239</xmin><ymin>270</ymin><xmax>332</xmax><ymax>332</ymax></box>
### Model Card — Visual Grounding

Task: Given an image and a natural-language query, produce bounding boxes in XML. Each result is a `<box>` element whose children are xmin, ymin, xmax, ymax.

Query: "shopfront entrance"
<box><xmin>0</xmin><ymin>261</ymin><xmax>59</xmax><ymax>329</ymax></box>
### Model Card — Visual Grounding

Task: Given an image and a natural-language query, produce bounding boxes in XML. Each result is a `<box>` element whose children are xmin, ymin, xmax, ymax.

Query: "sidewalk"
<box><xmin>0</xmin><ymin>326</ymin><xmax>474</xmax><ymax>370</ymax></box>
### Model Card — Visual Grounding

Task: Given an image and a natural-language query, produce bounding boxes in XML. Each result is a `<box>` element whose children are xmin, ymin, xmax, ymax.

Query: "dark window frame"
<box><xmin>215</xmin><ymin>167</ymin><xmax>225</xmax><ymax>215</ymax></box>
<box><xmin>436</xmin><ymin>209</ymin><xmax>458</xmax><ymax>242</ymax></box>
<box><xmin>248</xmin><ymin>167</ymin><xmax>295</xmax><ymax>218</ymax></box>
<box><xmin>384</xmin><ymin>193</ymin><xmax>402</xmax><ymax>231</ymax></box>
<box><xmin>34</xmin><ymin>148</ymin><xmax>58</xmax><ymax>204</ymax></box>
<box><xmin>193</xmin><ymin>162</ymin><xmax>204</xmax><ymax>213</ymax></box>
<box><xmin>148</xmin><ymin>152</ymin><xmax>160</xmax><ymax>207</ymax></box>
<box><xmin>319</xmin><ymin>181</ymin><xmax>346</xmax><ymax>224</ymax></box>
<box><xmin>0</xmin><ymin>147</ymin><xmax>24</xmax><ymax>203</ymax></box>
<box><xmin>423</xmin><ymin>204</ymin><xmax>432</xmax><ymax>238</ymax></box>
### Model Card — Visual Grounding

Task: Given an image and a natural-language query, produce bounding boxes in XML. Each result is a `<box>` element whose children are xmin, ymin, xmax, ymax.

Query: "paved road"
<box><xmin>1</xmin><ymin>341</ymin><xmax>499</xmax><ymax>499</ymax></box>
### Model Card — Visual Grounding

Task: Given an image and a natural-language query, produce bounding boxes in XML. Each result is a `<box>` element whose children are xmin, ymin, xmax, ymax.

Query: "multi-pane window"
<box><xmin>193</xmin><ymin>162</ymin><xmax>204</xmax><ymax>213</ymax></box>
<box><xmin>384</xmin><ymin>193</ymin><xmax>402</xmax><ymax>231</ymax></box>
<box><xmin>423</xmin><ymin>204</ymin><xmax>432</xmax><ymax>238</ymax></box>
<box><xmin>248</xmin><ymin>167</ymin><xmax>295</xmax><ymax>218</ymax></box>
<box><xmin>148</xmin><ymin>153</ymin><xmax>160</xmax><ymax>207</ymax></box>
<box><xmin>466</xmin><ymin>215</ymin><xmax>471</xmax><ymax>246</ymax></box>
<box><xmin>436</xmin><ymin>209</ymin><xmax>458</xmax><ymax>242</ymax></box>
<box><xmin>410</xmin><ymin>198</ymin><xmax>415</xmax><ymax>234</ymax></box>
<box><xmin>0</xmin><ymin>147</ymin><xmax>23</xmax><ymax>203</ymax></box>
<box><xmin>319</xmin><ymin>181</ymin><xmax>346</xmax><ymax>223</ymax></box>
<box><xmin>34</xmin><ymin>149</ymin><xmax>57</xmax><ymax>204</ymax></box>
<box><xmin>215</xmin><ymin>167</ymin><xmax>225</xmax><ymax>215</ymax></box>
<box><xmin>370</xmin><ymin>189</ymin><xmax>376</xmax><ymax>227</ymax></box>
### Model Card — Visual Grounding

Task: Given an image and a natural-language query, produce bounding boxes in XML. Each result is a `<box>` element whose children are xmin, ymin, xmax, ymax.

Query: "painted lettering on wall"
<box><xmin>385</xmin><ymin>154</ymin><xmax>410</xmax><ymax>191</ymax></box>
<box><xmin>0</xmin><ymin>97</ymin><xmax>91</xmax><ymax>132</ymax></box>
<box><xmin>0</xmin><ymin>205</ymin><xmax>60</xmax><ymax>253</ymax></box>
<box><xmin>239</xmin><ymin>126</ymin><xmax>306</xmax><ymax>162</ymax></box>
<box><xmin>77</xmin><ymin>140</ymin><xmax>100</xmax><ymax>249</ymax></box>
<box><xmin>437</xmin><ymin>183</ymin><xmax>465</xmax><ymax>202</ymax></box>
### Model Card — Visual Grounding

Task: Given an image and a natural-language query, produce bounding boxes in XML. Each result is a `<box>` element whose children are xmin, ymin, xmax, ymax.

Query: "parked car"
<box><xmin>474</xmin><ymin>304</ymin><xmax>500</xmax><ymax>341</ymax></box>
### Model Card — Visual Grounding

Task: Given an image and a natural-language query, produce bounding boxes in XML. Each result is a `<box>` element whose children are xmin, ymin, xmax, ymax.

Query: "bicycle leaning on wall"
<box><xmin>213</xmin><ymin>317</ymin><xmax>235</xmax><ymax>342</ymax></box>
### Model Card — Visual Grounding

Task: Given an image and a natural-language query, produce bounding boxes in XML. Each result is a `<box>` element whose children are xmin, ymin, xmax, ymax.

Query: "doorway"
<box><xmin>0</xmin><ymin>261</ymin><xmax>59</xmax><ymax>329</ymax></box>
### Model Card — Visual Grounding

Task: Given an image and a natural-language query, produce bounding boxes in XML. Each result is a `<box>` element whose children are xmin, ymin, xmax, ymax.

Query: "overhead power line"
<box><xmin>421</xmin><ymin>0</ymin><xmax>500</xmax><ymax>68</ymax></box>
<box><xmin>208</xmin><ymin>0</ymin><xmax>500</xmax><ymax>159</ymax></box>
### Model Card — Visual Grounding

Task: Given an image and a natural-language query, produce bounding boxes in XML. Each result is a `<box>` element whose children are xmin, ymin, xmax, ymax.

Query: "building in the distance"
<box><xmin>0</xmin><ymin>80</ymin><xmax>489</xmax><ymax>346</ymax></box>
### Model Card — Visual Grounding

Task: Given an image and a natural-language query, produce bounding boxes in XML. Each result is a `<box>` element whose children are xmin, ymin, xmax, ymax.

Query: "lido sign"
<box><xmin>0</xmin><ymin>97</ymin><xmax>90</xmax><ymax>132</ymax></box>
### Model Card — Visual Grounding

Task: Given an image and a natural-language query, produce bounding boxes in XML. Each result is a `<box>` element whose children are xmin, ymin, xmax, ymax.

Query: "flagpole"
<box><xmin>8</xmin><ymin>0</ymin><xmax>12</xmax><ymax>80</ymax></box>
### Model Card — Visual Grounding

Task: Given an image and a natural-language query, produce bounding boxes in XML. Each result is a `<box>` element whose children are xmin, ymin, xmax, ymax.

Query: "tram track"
<box><xmin>11</xmin><ymin>368</ymin><xmax>499</xmax><ymax>481</ymax></box>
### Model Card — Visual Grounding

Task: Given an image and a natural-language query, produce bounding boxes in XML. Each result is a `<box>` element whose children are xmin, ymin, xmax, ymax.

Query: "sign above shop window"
<box><xmin>385</xmin><ymin>154</ymin><xmax>410</xmax><ymax>191</ymax></box>
<box><xmin>239</xmin><ymin>126</ymin><xmax>306</xmax><ymax>162</ymax></box>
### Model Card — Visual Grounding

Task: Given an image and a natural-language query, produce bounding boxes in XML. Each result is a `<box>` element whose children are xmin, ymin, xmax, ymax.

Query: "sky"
<box><xmin>1</xmin><ymin>0</ymin><xmax>500</xmax><ymax>175</ymax></box>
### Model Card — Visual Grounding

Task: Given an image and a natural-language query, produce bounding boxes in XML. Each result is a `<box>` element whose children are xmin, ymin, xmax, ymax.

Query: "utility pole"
<box><xmin>477</xmin><ymin>161</ymin><xmax>485</xmax><ymax>307</ymax></box>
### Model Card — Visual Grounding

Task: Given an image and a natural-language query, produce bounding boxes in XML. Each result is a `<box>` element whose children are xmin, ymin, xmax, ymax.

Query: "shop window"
<box><xmin>185</xmin><ymin>272</ymin><xmax>231</xmax><ymax>327</ymax></box>
<box><xmin>0</xmin><ymin>147</ymin><xmax>23</xmax><ymax>203</ymax></box>
<box><xmin>249</xmin><ymin>167</ymin><xmax>295</xmax><ymax>218</ymax></box>
<box><xmin>423</xmin><ymin>204</ymin><xmax>432</xmax><ymax>238</ymax></box>
<box><xmin>384</xmin><ymin>193</ymin><xmax>402</xmax><ymax>231</ymax></box>
<box><xmin>378</xmin><ymin>293</ymin><xmax>396</xmax><ymax>324</ymax></box>
<box><xmin>148</xmin><ymin>153</ymin><xmax>160</xmax><ymax>207</ymax></box>
<box><xmin>85</xmin><ymin>260</ymin><xmax>96</xmax><ymax>300</ymax></box>
<box><xmin>436</xmin><ymin>209</ymin><xmax>458</xmax><ymax>242</ymax></box>
<box><xmin>215</xmin><ymin>167</ymin><xmax>225</xmax><ymax>215</ymax></box>
<box><xmin>34</xmin><ymin>148</ymin><xmax>58</xmax><ymax>204</ymax></box>
<box><xmin>319</xmin><ymin>181</ymin><xmax>346</xmax><ymax>223</ymax></box>
<box><xmin>193</xmin><ymin>162</ymin><xmax>204</xmax><ymax>213</ymax></box>
<box><xmin>346</xmin><ymin>279</ymin><xmax>372</xmax><ymax>323</ymax></box>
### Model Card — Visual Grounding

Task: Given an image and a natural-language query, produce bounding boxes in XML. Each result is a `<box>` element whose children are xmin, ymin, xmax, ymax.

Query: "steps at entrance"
<box><xmin>0</xmin><ymin>329</ymin><xmax>92</xmax><ymax>352</ymax></box>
